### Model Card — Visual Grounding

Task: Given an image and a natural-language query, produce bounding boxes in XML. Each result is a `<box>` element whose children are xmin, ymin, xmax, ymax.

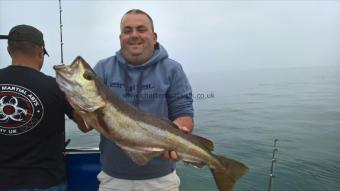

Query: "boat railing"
<box><xmin>267</xmin><ymin>139</ymin><xmax>279</xmax><ymax>191</ymax></box>
<box><xmin>64</xmin><ymin>147</ymin><xmax>100</xmax><ymax>153</ymax></box>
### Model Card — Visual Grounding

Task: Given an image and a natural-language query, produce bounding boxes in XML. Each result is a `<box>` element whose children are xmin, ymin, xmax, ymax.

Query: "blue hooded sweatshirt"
<box><xmin>94</xmin><ymin>43</ymin><xmax>194</xmax><ymax>179</ymax></box>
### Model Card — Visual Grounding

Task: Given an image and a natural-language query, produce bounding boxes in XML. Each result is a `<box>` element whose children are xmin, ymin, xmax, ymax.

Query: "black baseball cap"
<box><xmin>0</xmin><ymin>24</ymin><xmax>49</xmax><ymax>56</ymax></box>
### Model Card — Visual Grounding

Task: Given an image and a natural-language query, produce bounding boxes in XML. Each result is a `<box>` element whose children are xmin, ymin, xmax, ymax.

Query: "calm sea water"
<box><xmin>66</xmin><ymin>65</ymin><xmax>340</xmax><ymax>191</ymax></box>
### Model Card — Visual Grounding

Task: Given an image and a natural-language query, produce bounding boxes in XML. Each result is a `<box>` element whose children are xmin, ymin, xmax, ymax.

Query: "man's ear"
<box><xmin>153</xmin><ymin>32</ymin><xmax>157</xmax><ymax>44</ymax></box>
<box><xmin>34</xmin><ymin>46</ymin><xmax>44</xmax><ymax>61</ymax></box>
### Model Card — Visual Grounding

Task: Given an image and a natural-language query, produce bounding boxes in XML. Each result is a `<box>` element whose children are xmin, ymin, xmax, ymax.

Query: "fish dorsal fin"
<box><xmin>192</xmin><ymin>134</ymin><xmax>214</xmax><ymax>151</ymax></box>
<box><xmin>118</xmin><ymin>145</ymin><xmax>164</xmax><ymax>166</ymax></box>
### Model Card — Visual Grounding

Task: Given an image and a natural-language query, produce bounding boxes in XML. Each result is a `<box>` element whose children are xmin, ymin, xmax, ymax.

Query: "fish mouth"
<box><xmin>54</xmin><ymin>67</ymin><xmax>89</xmax><ymax>112</ymax></box>
<box><xmin>53</xmin><ymin>64</ymin><xmax>73</xmax><ymax>79</ymax></box>
<box><xmin>53</xmin><ymin>64</ymin><xmax>75</xmax><ymax>94</ymax></box>
<box><xmin>53</xmin><ymin>64</ymin><xmax>67</xmax><ymax>71</ymax></box>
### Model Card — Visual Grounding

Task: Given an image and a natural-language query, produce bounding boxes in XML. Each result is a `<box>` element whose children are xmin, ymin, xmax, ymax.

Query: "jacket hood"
<box><xmin>115</xmin><ymin>43</ymin><xmax>168</xmax><ymax>69</ymax></box>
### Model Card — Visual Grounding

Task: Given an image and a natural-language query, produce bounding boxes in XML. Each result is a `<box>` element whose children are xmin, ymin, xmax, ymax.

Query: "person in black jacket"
<box><xmin>0</xmin><ymin>24</ymin><xmax>88</xmax><ymax>191</ymax></box>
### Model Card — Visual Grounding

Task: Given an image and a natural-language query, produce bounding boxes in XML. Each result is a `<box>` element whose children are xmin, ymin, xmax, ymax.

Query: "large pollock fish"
<box><xmin>53</xmin><ymin>56</ymin><xmax>248</xmax><ymax>191</ymax></box>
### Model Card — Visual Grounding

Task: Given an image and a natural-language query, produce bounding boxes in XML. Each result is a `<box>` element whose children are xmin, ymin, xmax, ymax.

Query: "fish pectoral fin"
<box><xmin>80</xmin><ymin>111</ymin><xmax>108</xmax><ymax>136</ymax></box>
<box><xmin>82</xmin><ymin>112</ymin><xmax>100</xmax><ymax>128</ymax></box>
<box><xmin>123</xmin><ymin>149</ymin><xmax>163</xmax><ymax>166</ymax></box>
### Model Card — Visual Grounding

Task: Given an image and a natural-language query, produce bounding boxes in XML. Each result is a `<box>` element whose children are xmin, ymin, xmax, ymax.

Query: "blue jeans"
<box><xmin>4</xmin><ymin>182</ymin><xmax>67</xmax><ymax>191</ymax></box>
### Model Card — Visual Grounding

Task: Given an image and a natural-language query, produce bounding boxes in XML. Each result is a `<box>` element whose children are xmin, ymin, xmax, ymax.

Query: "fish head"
<box><xmin>53</xmin><ymin>56</ymin><xmax>105</xmax><ymax>112</ymax></box>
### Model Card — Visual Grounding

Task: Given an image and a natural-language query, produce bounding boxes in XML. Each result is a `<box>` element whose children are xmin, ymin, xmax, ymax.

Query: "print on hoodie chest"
<box><xmin>109</xmin><ymin>81</ymin><xmax>158</xmax><ymax>101</ymax></box>
<box><xmin>110</xmin><ymin>82</ymin><xmax>154</xmax><ymax>91</ymax></box>
<box><xmin>0</xmin><ymin>84</ymin><xmax>44</xmax><ymax>136</ymax></box>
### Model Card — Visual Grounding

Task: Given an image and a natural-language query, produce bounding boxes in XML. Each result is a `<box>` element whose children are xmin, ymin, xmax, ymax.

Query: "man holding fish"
<box><xmin>94</xmin><ymin>9</ymin><xmax>194</xmax><ymax>191</ymax></box>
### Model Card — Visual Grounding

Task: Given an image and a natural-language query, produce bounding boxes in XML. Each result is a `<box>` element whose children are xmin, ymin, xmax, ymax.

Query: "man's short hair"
<box><xmin>7</xmin><ymin>41</ymin><xmax>39</xmax><ymax>57</ymax></box>
<box><xmin>122</xmin><ymin>9</ymin><xmax>155</xmax><ymax>32</ymax></box>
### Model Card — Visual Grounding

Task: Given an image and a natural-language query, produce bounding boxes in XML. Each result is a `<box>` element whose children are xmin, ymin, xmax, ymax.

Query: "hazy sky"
<box><xmin>1</xmin><ymin>0</ymin><xmax>339</xmax><ymax>76</ymax></box>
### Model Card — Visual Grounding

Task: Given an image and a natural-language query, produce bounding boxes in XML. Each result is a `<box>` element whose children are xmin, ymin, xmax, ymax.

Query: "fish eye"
<box><xmin>83</xmin><ymin>70</ymin><xmax>95</xmax><ymax>80</ymax></box>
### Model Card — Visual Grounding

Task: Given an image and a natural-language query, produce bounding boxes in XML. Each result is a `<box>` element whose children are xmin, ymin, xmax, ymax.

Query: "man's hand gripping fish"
<box><xmin>53</xmin><ymin>56</ymin><xmax>248</xmax><ymax>191</ymax></box>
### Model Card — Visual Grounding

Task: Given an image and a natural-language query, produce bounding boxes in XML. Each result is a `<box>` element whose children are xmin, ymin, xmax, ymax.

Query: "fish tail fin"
<box><xmin>210</xmin><ymin>155</ymin><xmax>248</xmax><ymax>191</ymax></box>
